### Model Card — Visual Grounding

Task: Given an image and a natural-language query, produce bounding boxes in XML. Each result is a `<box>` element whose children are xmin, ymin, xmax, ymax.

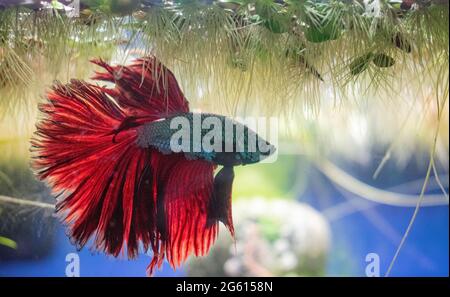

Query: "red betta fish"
<box><xmin>31</xmin><ymin>56</ymin><xmax>275</xmax><ymax>275</ymax></box>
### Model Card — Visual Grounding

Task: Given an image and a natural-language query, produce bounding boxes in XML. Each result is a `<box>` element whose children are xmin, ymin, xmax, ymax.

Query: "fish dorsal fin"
<box><xmin>91</xmin><ymin>57</ymin><xmax>189</xmax><ymax>119</ymax></box>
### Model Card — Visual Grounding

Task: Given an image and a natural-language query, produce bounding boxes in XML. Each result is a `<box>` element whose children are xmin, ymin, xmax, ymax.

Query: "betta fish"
<box><xmin>31</xmin><ymin>56</ymin><xmax>275</xmax><ymax>275</ymax></box>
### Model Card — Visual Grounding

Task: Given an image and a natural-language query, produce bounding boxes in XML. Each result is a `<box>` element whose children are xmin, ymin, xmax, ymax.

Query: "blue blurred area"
<box><xmin>302</xmin><ymin>155</ymin><xmax>449</xmax><ymax>277</ymax></box>
<box><xmin>0</xmin><ymin>226</ymin><xmax>184</xmax><ymax>277</ymax></box>
<box><xmin>321</xmin><ymin>198</ymin><xmax>448</xmax><ymax>276</ymax></box>
<box><xmin>1</xmin><ymin>193</ymin><xmax>446</xmax><ymax>276</ymax></box>
<box><xmin>0</xmin><ymin>153</ymin><xmax>448</xmax><ymax>277</ymax></box>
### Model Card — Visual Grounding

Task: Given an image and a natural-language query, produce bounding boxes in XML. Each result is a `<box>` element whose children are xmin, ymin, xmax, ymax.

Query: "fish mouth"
<box><xmin>260</xmin><ymin>144</ymin><xmax>276</xmax><ymax>156</ymax></box>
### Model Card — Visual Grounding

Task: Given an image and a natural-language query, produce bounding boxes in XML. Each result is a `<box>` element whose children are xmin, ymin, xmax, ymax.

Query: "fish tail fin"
<box><xmin>31</xmin><ymin>56</ymin><xmax>190</xmax><ymax>263</ymax></box>
<box><xmin>31</xmin><ymin>79</ymin><xmax>156</xmax><ymax>258</ymax></box>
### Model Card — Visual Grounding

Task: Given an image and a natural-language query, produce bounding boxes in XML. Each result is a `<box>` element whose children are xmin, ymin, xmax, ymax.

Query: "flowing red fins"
<box><xmin>31</xmin><ymin>57</ymin><xmax>227</xmax><ymax>275</ymax></box>
<box><xmin>148</xmin><ymin>157</ymin><xmax>219</xmax><ymax>273</ymax></box>
<box><xmin>90</xmin><ymin>56</ymin><xmax>189</xmax><ymax>119</ymax></box>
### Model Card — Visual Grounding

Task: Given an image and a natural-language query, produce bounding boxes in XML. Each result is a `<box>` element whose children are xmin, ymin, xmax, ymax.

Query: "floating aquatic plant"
<box><xmin>0</xmin><ymin>1</ymin><xmax>447</xmax><ymax>115</ymax></box>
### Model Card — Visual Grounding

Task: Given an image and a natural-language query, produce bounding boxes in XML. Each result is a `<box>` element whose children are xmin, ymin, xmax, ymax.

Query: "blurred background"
<box><xmin>0</xmin><ymin>139</ymin><xmax>448</xmax><ymax>276</ymax></box>
<box><xmin>0</xmin><ymin>0</ymin><xmax>449</xmax><ymax>277</ymax></box>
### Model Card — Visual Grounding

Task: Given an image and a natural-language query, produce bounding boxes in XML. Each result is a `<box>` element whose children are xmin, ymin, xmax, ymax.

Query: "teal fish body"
<box><xmin>136</xmin><ymin>112</ymin><xmax>275</xmax><ymax>167</ymax></box>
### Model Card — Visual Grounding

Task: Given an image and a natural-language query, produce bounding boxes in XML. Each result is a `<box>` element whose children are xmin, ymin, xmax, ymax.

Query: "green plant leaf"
<box><xmin>51</xmin><ymin>0</ymin><xmax>65</xmax><ymax>10</ymax></box>
<box><xmin>254</xmin><ymin>0</ymin><xmax>290</xmax><ymax>34</ymax></box>
<box><xmin>263</xmin><ymin>16</ymin><xmax>290</xmax><ymax>34</ymax></box>
<box><xmin>392</xmin><ymin>33</ymin><xmax>412</xmax><ymax>53</ymax></box>
<box><xmin>248</xmin><ymin>14</ymin><xmax>262</xmax><ymax>24</ymax></box>
<box><xmin>373</xmin><ymin>53</ymin><xmax>395</xmax><ymax>67</ymax></box>
<box><xmin>350</xmin><ymin>53</ymin><xmax>374</xmax><ymax>76</ymax></box>
<box><xmin>0</xmin><ymin>236</ymin><xmax>17</xmax><ymax>249</ymax></box>
<box><xmin>305</xmin><ymin>19</ymin><xmax>341</xmax><ymax>43</ymax></box>
<box><xmin>304</xmin><ymin>4</ymin><xmax>342</xmax><ymax>43</ymax></box>
<box><xmin>81</xmin><ymin>0</ymin><xmax>109</xmax><ymax>10</ymax></box>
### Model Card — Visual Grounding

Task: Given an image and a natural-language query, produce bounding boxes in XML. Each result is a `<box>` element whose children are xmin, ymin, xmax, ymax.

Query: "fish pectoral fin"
<box><xmin>208</xmin><ymin>166</ymin><xmax>235</xmax><ymax>237</ymax></box>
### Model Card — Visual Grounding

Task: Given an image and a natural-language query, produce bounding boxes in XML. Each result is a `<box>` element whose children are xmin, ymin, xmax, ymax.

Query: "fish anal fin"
<box><xmin>159</xmin><ymin>159</ymin><xmax>219</xmax><ymax>270</ymax></box>
<box><xmin>208</xmin><ymin>166</ymin><xmax>235</xmax><ymax>237</ymax></box>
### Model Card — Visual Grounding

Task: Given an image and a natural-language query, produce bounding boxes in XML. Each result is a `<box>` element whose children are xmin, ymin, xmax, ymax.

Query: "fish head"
<box><xmin>221</xmin><ymin>121</ymin><xmax>276</xmax><ymax>166</ymax></box>
<box><xmin>237</xmin><ymin>129</ymin><xmax>276</xmax><ymax>165</ymax></box>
